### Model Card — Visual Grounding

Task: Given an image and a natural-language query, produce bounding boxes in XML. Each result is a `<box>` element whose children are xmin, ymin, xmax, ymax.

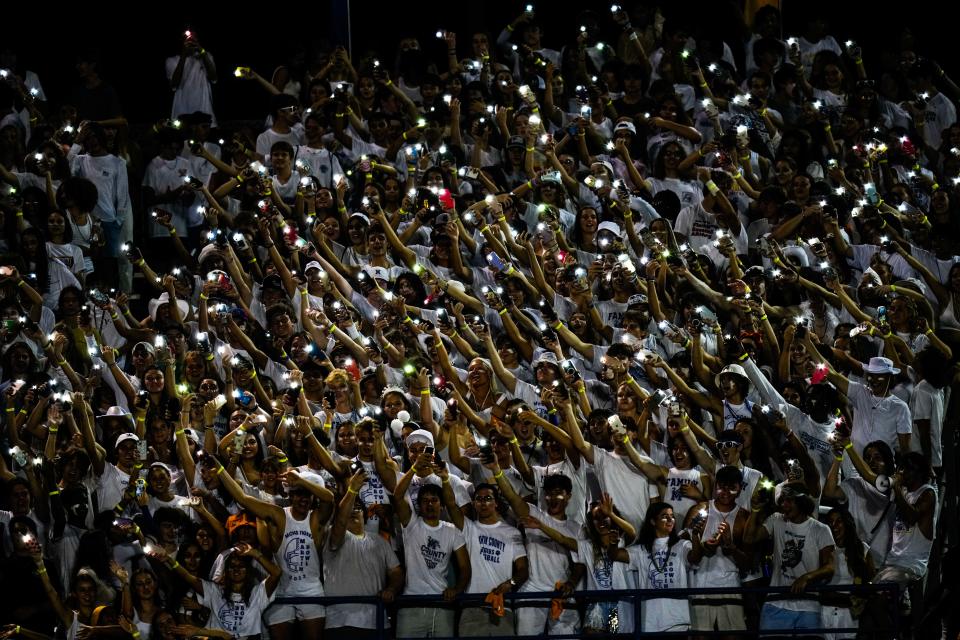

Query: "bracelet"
<box><xmin>402</xmin><ymin>132</ymin><xmax>408</xmax><ymax>141</ymax></box>
<box><xmin>199</xmin><ymin>293</ymin><xmax>209</xmax><ymax>300</ymax></box>
<box><xmin>248</xmin><ymin>257</ymin><xmax>258</xmax><ymax>264</ymax></box>
<box><xmin>323</xmin><ymin>422</ymin><xmax>332</xmax><ymax>430</ymax></box>
<box><xmin>890</xmin><ymin>285</ymin><xmax>897</xmax><ymax>292</ymax></box>
<box><xmin>509</xmin><ymin>437</ymin><xmax>519</xmax><ymax>445</ymax></box>
<box><xmin>835</xmin><ymin>455</ymin><xmax>844</xmax><ymax>461</ymax></box>
<box><xmin>844</xmin><ymin>442</ymin><xmax>853</xmax><ymax>450</ymax></box>
<box><xmin>751</xmin><ymin>507</ymin><xmax>763</xmax><ymax>513</ymax></box>
<box><xmin>57</xmin><ymin>359</ymin><xmax>67</xmax><ymax>366</ymax></box>
<box><xmin>168</xmin><ymin>561</ymin><xmax>180</xmax><ymax>570</ymax></box>
<box><xmin>49</xmin><ymin>490</ymin><xmax>60</xmax><ymax>496</ymax></box>
<box><xmin>5</xmin><ymin>408</ymin><xmax>14</xmax><ymax>413</ymax></box>
<box><xmin>15</xmin><ymin>211</ymin><xmax>23</xmax><ymax>217</ymax></box>
<box><xmin>479</xmin><ymin>225</ymin><xmax>491</xmax><ymax>234</ymax></box>
<box><xmin>679</xmin><ymin>427</ymin><xmax>690</xmax><ymax>433</ymax></box>
<box><xmin>175</xmin><ymin>429</ymin><xmax>185</xmax><ymax>435</ymax></box>
<box><xmin>700</xmin><ymin>81</ymin><xmax>708</xmax><ymax>88</ymax></box>
<box><xmin>111</xmin><ymin>313</ymin><xmax>119</xmax><ymax>320</ymax></box>
<box><xmin>420</xmin><ymin>389</ymin><xmax>431</xmax><ymax>396</ymax></box>
<box><xmin>494</xmin><ymin>470</ymin><xmax>504</xmax><ymax>479</ymax></box>
<box><xmin>578</xmin><ymin>385</ymin><xmax>587</xmax><ymax>395</ymax></box>
<box><xmin>705</xmin><ymin>180</ymin><xmax>719</xmax><ymax>195</ymax></box>
<box><xmin>347</xmin><ymin>487</ymin><xmax>358</xmax><ymax>494</ymax></box>
<box><xmin>498</xmin><ymin>308</ymin><xmax>508</xmax><ymax>316</ymax></box>
<box><xmin>823</xmin><ymin>125</ymin><xmax>832</xmax><ymax>132</ymax></box>
<box><xmin>548</xmin><ymin>408</ymin><xmax>558</xmax><ymax>415</ymax></box>
<box><xmin>854</xmin><ymin>59</ymin><xmax>863</xmax><ymax>66</ymax></box>
<box><xmin>137</xmin><ymin>416</ymin><xmax>146</xmax><ymax>423</ymax></box>
<box><xmin>759</xmin><ymin>314</ymin><xmax>768</xmax><ymax>321</ymax></box>
<box><xmin>622</xmin><ymin>435</ymin><xmax>630</xmax><ymax>444</ymax></box>
<box><xmin>131</xmin><ymin>633</ymin><xmax>141</xmax><ymax>639</ymax></box>
<box><xmin>411</xmin><ymin>465</ymin><xmax>419</xmax><ymax>474</ymax></box>
<box><xmin>552</xmin><ymin>321</ymin><xmax>563</xmax><ymax>330</ymax></box>
<box><xmin>216</xmin><ymin>466</ymin><xmax>225</xmax><ymax>475</ymax></box>
<box><xmin>278</xmin><ymin>456</ymin><xmax>288</xmax><ymax>464</ymax></box>
<box><xmin>925</xmin><ymin>329</ymin><xmax>934</xmax><ymax>336</ymax></box>
<box><xmin>17</xmin><ymin>280</ymin><xmax>26</xmax><ymax>288</ymax></box>
<box><xmin>684</xmin><ymin>339</ymin><xmax>692</xmax><ymax>348</ymax></box>
<box><xmin>36</xmin><ymin>567</ymin><xmax>47</xmax><ymax>575</ymax></box>
<box><xmin>732</xmin><ymin>172</ymin><xmax>743</xmax><ymax>180</ymax></box>
<box><xmin>525</xmin><ymin>147</ymin><xmax>535</xmax><ymax>152</ymax></box>
<box><xmin>506</xmin><ymin>24</ymin><xmax>514</xmax><ymax>32</ymax></box>
<box><xmin>442</xmin><ymin>477</ymin><xmax>450</xmax><ymax>484</ymax></box>
<box><xmin>135</xmin><ymin>259</ymin><xmax>145</xmax><ymax>267</ymax></box>
<box><xmin>20</xmin><ymin>408</ymin><xmax>27</xmax><ymax>415</ymax></box>
<box><xmin>526</xmin><ymin>181</ymin><xmax>534</xmax><ymax>189</ymax></box>
<box><xmin>403</xmin><ymin>316</ymin><xmax>413</xmax><ymax>324</ymax></box>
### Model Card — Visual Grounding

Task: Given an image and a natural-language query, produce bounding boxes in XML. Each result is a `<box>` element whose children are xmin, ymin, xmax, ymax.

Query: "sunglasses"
<box><xmin>717</xmin><ymin>441</ymin><xmax>741</xmax><ymax>450</ymax></box>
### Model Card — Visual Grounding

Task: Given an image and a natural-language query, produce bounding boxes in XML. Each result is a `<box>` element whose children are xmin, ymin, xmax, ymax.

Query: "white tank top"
<box><xmin>888</xmin><ymin>483</ymin><xmax>937</xmax><ymax>576</ymax></box>
<box><xmin>275</xmin><ymin>507</ymin><xmax>323</xmax><ymax>596</ymax></box>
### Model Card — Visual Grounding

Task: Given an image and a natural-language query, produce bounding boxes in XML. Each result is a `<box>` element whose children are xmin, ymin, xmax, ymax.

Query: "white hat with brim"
<box><xmin>714</xmin><ymin>363</ymin><xmax>749</xmax><ymax>389</ymax></box>
<box><xmin>148</xmin><ymin>292</ymin><xmax>190</xmax><ymax>322</ymax></box>
<box><xmin>863</xmin><ymin>356</ymin><xmax>900</xmax><ymax>376</ymax></box>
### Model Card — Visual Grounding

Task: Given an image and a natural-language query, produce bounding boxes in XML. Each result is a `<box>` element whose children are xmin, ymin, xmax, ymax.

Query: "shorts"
<box><xmin>396</xmin><ymin>607</ymin><xmax>455</xmax><ymax>638</ymax></box>
<box><xmin>263</xmin><ymin>602</ymin><xmax>326</xmax><ymax>625</ymax></box>
<box><xmin>515</xmin><ymin>605</ymin><xmax>580</xmax><ymax>636</ymax></box>
<box><xmin>759</xmin><ymin>603</ymin><xmax>822</xmax><ymax>630</ymax></box>
<box><xmin>691</xmin><ymin>600</ymin><xmax>747</xmax><ymax>631</ymax></box>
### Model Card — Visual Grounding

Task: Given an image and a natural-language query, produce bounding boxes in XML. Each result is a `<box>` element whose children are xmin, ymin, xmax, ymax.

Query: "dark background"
<box><xmin>0</xmin><ymin>1</ymin><xmax>948</xmax><ymax>124</ymax></box>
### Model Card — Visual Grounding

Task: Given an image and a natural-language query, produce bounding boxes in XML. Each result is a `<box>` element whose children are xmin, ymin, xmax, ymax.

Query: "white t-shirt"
<box><xmin>847</xmin><ymin>382</ymin><xmax>912</xmax><ymax>457</ymax></box>
<box><xmin>401</xmin><ymin>514</ymin><xmax>466</xmax><ymax>595</ymax></box>
<box><xmin>165</xmin><ymin>54</ymin><xmax>217</xmax><ymax>124</ymax></box>
<box><xmin>199</xmin><ymin>579</ymin><xmax>274</xmax><ymax>638</ymax></box>
<box><xmin>592</xmin><ymin>448</ymin><xmax>660</xmax><ymax>533</ymax></box>
<box><xmin>887</xmin><ymin>483</ymin><xmax>937</xmax><ymax>576</ymax></box>
<box><xmin>95</xmin><ymin>462</ymin><xmax>132</xmax><ymax>513</ymax></box>
<box><xmin>763</xmin><ymin>513</ymin><xmax>835</xmax><ymax>612</ymax></box>
<box><xmin>462</xmin><ymin>518</ymin><xmax>526</xmax><ymax>594</ymax></box>
<box><xmin>522</xmin><ymin>505</ymin><xmax>580</xmax><ymax>592</ymax></box>
<box><xmin>571</xmin><ymin>539</ymin><xmax>634</xmax><ymax>633</ymax></box>
<box><xmin>324</xmin><ymin>530</ymin><xmax>400</xmax><ymax>629</ymax></box>
<box><xmin>910</xmin><ymin>380</ymin><xmax>944</xmax><ymax>468</ymax></box>
<box><xmin>142</xmin><ymin>155</ymin><xmax>194</xmax><ymax>236</ymax></box>
<box><xmin>68</xmin><ymin>151</ymin><xmax>132</xmax><ymax>225</ymax></box>
<box><xmin>46</xmin><ymin>242</ymin><xmax>87</xmax><ymax>278</ymax></box>
<box><xmin>256</xmin><ymin>127</ymin><xmax>305</xmax><ymax>162</ymax></box>
<box><xmin>629</xmin><ymin>538</ymin><xmax>694</xmax><ymax>632</ymax></box>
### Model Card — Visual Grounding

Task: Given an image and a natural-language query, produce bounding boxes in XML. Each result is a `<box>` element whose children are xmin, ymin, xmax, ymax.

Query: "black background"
<box><xmin>0</xmin><ymin>1</ymin><xmax>949</xmax><ymax>124</ymax></box>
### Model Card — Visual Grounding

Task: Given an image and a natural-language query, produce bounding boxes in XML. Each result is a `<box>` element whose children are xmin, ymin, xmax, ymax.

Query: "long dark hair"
<box><xmin>827</xmin><ymin>508</ymin><xmax>870</xmax><ymax>581</ymax></box>
<box><xmin>219</xmin><ymin>551</ymin><xmax>259</xmax><ymax>605</ymax></box>
<box><xmin>638</xmin><ymin>501</ymin><xmax>680</xmax><ymax>552</ymax></box>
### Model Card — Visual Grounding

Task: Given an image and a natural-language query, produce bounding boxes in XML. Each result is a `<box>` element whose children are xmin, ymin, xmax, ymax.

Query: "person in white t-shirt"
<box><xmin>165</xmin><ymin>32</ymin><xmax>217</xmax><ymax>125</ymax></box>
<box><xmin>324</xmin><ymin>470</ymin><xmax>404</xmax><ymax>635</ymax></box>
<box><xmin>162</xmin><ymin>541</ymin><xmax>281</xmax><ymax>640</ymax></box>
<box><xmin>446</xmin><ymin>481</ymin><xmax>529</xmax><ymax>637</ymax></box>
<box><xmin>623</xmin><ymin>502</ymin><xmax>706</xmax><ymax>633</ymax></box>
<box><xmin>393</xmin><ymin>456</ymin><xmax>470</xmax><ymax>639</ymax></box>
<box><xmin>746</xmin><ymin>481</ymin><xmax>836</xmax><ymax>632</ymax></box>
<box><xmin>489</xmin><ymin>460</ymin><xmax>581</xmax><ymax>636</ymax></box>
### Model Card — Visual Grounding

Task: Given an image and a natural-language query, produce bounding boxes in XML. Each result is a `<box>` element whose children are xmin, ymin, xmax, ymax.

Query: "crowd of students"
<box><xmin>1</xmin><ymin>3</ymin><xmax>958</xmax><ymax>639</ymax></box>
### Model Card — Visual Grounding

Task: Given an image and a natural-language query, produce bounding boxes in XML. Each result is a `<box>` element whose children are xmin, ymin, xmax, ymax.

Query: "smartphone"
<box><xmin>424</xmin><ymin>446</ymin><xmax>435</xmax><ymax>456</ymax></box>
<box><xmin>136</xmin><ymin>439</ymin><xmax>148</xmax><ymax>461</ymax></box>
<box><xmin>88</xmin><ymin>288</ymin><xmax>110</xmax><ymax>307</ymax></box>
<box><xmin>669</xmin><ymin>401</ymin><xmax>681</xmax><ymax>417</ymax></box>
<box><xmin>324</xmin><ymin>390</ymin><xmax>336</xmax><ymax>407</ymax></box>
<box><xmin>349</xmin><ymin>460</ymin><xmax>364</xmax><ymax>475</ymax></box>
<box><xmin>135</xmin><ymin>477</ymin><xmax>146</xmax><ymax>498</ymax></box>
<box><xmin>234</xmin><ymin>428</ymin><xmax>246</xmax><ymax>453</ymax></box>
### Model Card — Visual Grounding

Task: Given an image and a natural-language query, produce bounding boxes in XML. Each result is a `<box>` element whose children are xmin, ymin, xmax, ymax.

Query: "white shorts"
<box><xmin>263</xmin><ymin>602</ymin><xmax>326</xmax><ymax>625</ymax></box>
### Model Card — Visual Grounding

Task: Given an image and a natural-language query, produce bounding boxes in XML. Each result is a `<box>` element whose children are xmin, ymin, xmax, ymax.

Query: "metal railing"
<box><xmin>267</xmin><ymin>582</ymin><xmax>902</xmax><ymax>638</ymax></box>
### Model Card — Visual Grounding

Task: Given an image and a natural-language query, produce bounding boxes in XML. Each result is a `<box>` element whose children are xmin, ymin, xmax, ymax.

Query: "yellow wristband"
<box><xmin>890</xmin><ymin>284</ymin><xmax>897</xmax><ymax>292</ymax></box>
<box><xmin>216</xmin><ymin>466</ymin><xmax>225</xmax><ymax>475</ymax></box>
<box><xmin>494</xmin><ymin>470</ymin><xmax>504</xmax><ymax>479</ymax></box>
<box><xmin>420</xmin><ymin>389</ymin><xmax>430</xmax><ymax>396</ymax></box>
<box><xmin>49</xmin><ymin>490</ymin><xmax>60</xmax><ymax>496</ymax></box>
<box><xmin>17</xmin><ymin>280</ymin><xmax>26</xmax><ymax>288</ymax></box>
<box><xmin>168</xmin><ymin>561</ymin><xmax>180</xmax><ymax>570</ymax></box>
<box><xmin>347</xmin><ymin>487</ymin><xmax>358</xmax><ymax>494</ymax></box>
<box><xmin>278</xmin><ymin>457</ymin><xmax>288</xmax><ymax>463</ymax></box>
<box><xmin>200</xmin><ymin>293</ymin><xmax>209</xmax><ymax>300</ymax></box>
<box><xmin>844</xmin><ymin>442</ymin><xmax>853</xmax><ymax>450</ymax></box>
<box><xmin>498</xmin><ymin>308</ymin><xmax>508</xmax><ymax>315</ymax></box>
<box><xmin>509</xmin><ymin>437</ymin><xmax>518</xmax><ymax>445</ymax></box>
<box><xmin>622</xmin><ymin>435</ymin><xmax>630</xmax><ymax>443</ymax></box>
<box><xmin>552</xmin><ymin>321</ymin><xmax>563</xmax><ymax>330</ymax></box>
